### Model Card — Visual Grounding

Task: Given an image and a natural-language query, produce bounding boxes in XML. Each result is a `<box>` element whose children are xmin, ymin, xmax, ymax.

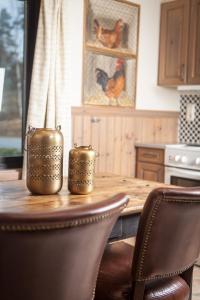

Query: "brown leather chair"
<box><xmin>95</xmin><ymin>188</ymin><xmax>200</xmax><ymax>300</ymax></box>
<box><xmin>0</xmin><ymin>193</ymin><xmax>128</xmax><ymax>300</ymax></box>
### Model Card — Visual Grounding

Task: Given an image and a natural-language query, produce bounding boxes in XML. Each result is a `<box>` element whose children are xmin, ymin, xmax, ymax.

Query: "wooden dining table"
<box><xmin>0</xmin><ymin>174</ymin><xmax>171</xmax><ymax>241</ymax></box>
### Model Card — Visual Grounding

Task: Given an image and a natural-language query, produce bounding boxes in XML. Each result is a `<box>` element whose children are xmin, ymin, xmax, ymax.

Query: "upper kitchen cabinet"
<box><xmin>188</xmin><ymin>0</ymin><xmax>200</xmax><ymax>84</ymax></box>
<box><xmin>158</xmin><ymin>0</ymin><xmax>200</xmax><ymax>86</ymax></box>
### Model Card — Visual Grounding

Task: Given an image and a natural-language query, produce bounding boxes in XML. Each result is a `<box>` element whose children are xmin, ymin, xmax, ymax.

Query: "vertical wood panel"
<box><xmin>72</xmin><ymin>115</ymin><xmax>83</xmax><ymax>146</ymax></box>
<box><xmin>83</xmin><ymin>115</ymin><xmax>91</xmax><ymax>145</ymax></box>
<box><xmin>171</xmin><ymin>117</ymin><xmax>179</xmax><ymax>142</ymax></box>
<box><xmin>127</xmin><ymin>117</ymin><xmax>135</xmax><ymax>177</ymax></box>
<box><xmin>132</xmin><ymin>118</ymin><xmax>137</xmax><ymax>177</ymax></box>
<box><xmin>120</xmin><ymin>117</ymin><xmax>135</xmax><ymax>176</ymax></box>
<box><xmin>154</xmin><ymin>118</ymin><xmax>163</xmax><ymax>143</ymax></box>
<box><xmin>91</xmin><ymin>119</ymin><xmax>100</xmax><ymax>173</ymax></box>
<box><xmin>72</xmin><ymin>108</ymin><xmax>179</xmax><ymax>177</ymax></box>
<box><xmin>113</xmin><ymin>116</ymin><xmax>122</xmax><ymax>174</ymax></box>
<box><xmin>134</xmin><ymin>117</ymin><xmax>143</xmax><ymax>143</ymax></box>
<box><xmin>98</xmin><ymin>117</ymin><xmax>107</xmax><ymax>172</ymax></box>
<box><xmin>142</xmin><ymin>118</ymin><xmax>155</xmax><ymax>143</ymax></box>
<box><xmin>105</xmin><ymin>117</ymin><xmax>114</xmax><ymax>173</ymax></box>
<box><xmin>120</xmin><ymin>117</ymin><xmax>127</xmax><ymax>176</ymax></box>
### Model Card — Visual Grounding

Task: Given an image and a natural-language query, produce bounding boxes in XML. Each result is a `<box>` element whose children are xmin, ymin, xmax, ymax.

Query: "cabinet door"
<box><xmin>158</xmin><ymin>0</ymin><xmax>190</xmax><ymax>86</ymax></box>
<box><xmin>136</xmin><ymin>162</ymin><xmax>164</xmax><ymax>183</ymax></box>
<box><xmin>188</xmin><ymin>0</ymin><xmax>200</xmax><ymax>84</ymax></box>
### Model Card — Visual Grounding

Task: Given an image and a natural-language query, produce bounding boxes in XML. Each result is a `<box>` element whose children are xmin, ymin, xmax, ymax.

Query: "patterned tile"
<box><xmin>179</xmin><ymin>94</ymin><xmax>200</xmax><ymax>144</ymax></box>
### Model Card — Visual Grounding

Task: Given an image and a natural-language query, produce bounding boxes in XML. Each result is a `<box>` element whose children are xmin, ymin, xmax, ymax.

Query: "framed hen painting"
<box><xmin>83</xmin><ymin>0</ymin><xmax>140</xmax><ymax>107</ymax></box>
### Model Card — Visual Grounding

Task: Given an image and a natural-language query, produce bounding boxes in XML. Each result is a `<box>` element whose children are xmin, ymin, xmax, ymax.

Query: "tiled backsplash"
<box><xmin>179</xmin><ymin>94</ymin><xmax>200</xmax><ymax>144</ymax></box>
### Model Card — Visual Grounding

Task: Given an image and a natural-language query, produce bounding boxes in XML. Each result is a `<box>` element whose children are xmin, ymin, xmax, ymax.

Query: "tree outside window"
<box><xmin>0</xmin><ymin>0</ymin><xmax>24</xmax><ymax>160</ymax></box>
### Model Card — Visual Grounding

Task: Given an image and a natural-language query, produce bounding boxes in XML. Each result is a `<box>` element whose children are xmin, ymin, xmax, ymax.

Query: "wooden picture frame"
<box><xmin>82</xmin><ymin>0</ymin><xmax>140</xmax><ymax>107</ymax></box>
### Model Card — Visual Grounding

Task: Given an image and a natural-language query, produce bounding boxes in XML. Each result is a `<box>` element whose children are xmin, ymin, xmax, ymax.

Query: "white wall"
<box><xmin>67</xmin><ymin>0</ymin><xmax>180</xmax><ymax>111</ymax></box>
<box><xmin>134</xmin><ymin>0</ymin><xmax>179</xmax><ymax>111</ymax></box>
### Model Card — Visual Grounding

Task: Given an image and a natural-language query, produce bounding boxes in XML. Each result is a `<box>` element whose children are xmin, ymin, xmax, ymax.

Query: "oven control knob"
<box><xmin>195</xmin><ymin>158</ymin><xmax>200</xmax><ymax>165</ymax></box>
<box><xmin>174</xmin><ymin>155</ymin><xmax>181</xmax><ymax>162</ymax></box>
<box><xmin>181</xmin><ymin>156</ymin><xmax>187</xmax><ymax>163</ymax></box>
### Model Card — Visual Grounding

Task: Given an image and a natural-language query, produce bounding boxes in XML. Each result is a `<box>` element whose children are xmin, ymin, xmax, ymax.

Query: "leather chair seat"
<box><xmin>95</xmin><ymin>242</ymin><xmax>190</xmax><ymax>300</ymax></box>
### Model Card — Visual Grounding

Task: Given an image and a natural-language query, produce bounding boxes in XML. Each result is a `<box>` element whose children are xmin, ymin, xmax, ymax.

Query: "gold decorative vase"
<box><xmin>68</xmin><ymin>144</ymin><xmax>96</xmax><ymax>194</ymax></box>
<box><xmin>26</xmin><ymin>126</ymin><xmax>63</xmax><ymax>195</ymax></box>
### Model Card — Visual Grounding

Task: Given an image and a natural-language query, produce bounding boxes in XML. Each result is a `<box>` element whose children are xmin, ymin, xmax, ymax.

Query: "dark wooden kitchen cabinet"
<box><xmin>136</xmin><ymin>147</ymin><xmax>165</xmax><ymax>183</ymax></box>
<box><xmin>158</xmin><ymin>0</ymin><xmax>200</xmax><ymax>86</ymax></box>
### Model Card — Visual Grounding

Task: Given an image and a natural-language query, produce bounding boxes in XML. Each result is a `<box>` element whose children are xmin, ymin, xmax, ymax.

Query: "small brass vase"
<box><xmin>68</xmin><ymin>144</ymin><xmax>96</xmax><ymax>195</ymax></box>
<box><xmin>26</xmin><ymin>126</ymin><xmax>63</xmax><ymax>195</ymax></box>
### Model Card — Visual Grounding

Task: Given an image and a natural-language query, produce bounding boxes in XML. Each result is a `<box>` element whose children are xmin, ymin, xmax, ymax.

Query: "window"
<box><xmin>0</xmin><ymin>0</ymin><xmax>25</xmax><ymax>168</ymax></box>
<box><xmin>0</xmin><ymin>0</ymin><xmax>42</xmax><ymax>170</ymax></box>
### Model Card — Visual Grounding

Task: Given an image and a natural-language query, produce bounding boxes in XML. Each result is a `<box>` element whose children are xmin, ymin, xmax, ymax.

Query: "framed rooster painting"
<box><xmin>83</xmin><ymin>0</ymin><xmax>140</xmax><ymax>107</ymax></box>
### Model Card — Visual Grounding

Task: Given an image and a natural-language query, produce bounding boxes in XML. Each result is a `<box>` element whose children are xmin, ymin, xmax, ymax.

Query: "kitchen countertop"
<box><xmin>135</xmin><ymin>143</ymin><xmax>172</xmax><ymax>149</ymax></box>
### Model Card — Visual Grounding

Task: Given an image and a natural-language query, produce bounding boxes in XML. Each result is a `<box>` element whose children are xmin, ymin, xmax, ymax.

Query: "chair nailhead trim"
<box><xmin>137</xmin><ymin>195</ymin><xmax>200</xmax><ymax>281</ymax></box>
<box><xmin>0</xmin><ymin>203</ymin><xmax>127</xmax><ymax>232</ymax></box>
<box><xmin>137</xmin><ymin>196</ymin><xmax>162</xmax><ymax>280</ymax></box>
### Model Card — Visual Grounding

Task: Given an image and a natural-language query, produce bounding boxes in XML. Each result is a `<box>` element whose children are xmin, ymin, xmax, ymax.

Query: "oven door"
<box><xmin>165</xmin><ymin>166</ymin><xmax>200</xmax><ymax>187</ymax></box>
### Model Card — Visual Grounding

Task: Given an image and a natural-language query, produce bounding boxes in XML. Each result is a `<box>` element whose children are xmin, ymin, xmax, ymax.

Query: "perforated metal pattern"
<box><xmin>69</xmin><ymin>159</ymin><xmax>95</xmax><ymax>177</ymax></box>
<box><xmin>27</xmin><ymin>145</ymin><xmax>62</xmax><ymax>153</ymax></box>
<box><xmin>68</xmin><ymin>151</ymin><xmax>96</xmax><ymax>194</ymax></box>
<box><xmin>27</xmin><ymin>144</ymin><xmax>63</xmax><ymax>182</ymax></box>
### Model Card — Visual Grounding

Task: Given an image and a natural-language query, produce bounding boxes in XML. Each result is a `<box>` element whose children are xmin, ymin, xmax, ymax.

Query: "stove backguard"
<box><xmin>179</xmin><ymin>94</ymin><xmax>200</xmax><ymax>144</ymax></box>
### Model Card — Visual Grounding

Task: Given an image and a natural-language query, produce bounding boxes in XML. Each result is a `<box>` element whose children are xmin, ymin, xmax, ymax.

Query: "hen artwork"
<box><xmin>83</xmin><ymin>0</ymin><xmax>139</xmax><ymax>106</ymax></box>
<box><xmin>94</xmin><ymin>19</ymin><xmax>124</xmax><ymax>48</ymax></box>
<box><xmin>96</xmin><ymin>59</ymin><xmax>125</xmax><ymax>104</ymax></box>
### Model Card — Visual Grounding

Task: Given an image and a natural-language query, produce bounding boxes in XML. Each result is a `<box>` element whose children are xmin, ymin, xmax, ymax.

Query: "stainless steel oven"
<box><xmin>165</xmin><ymin>144</ymin><xmax>200</xmax><ymax>266</ymax></box>
<box><xmin>165</xmin><ymin>166</ymin><xmax>200</xmax><ymax>186</ymax></box>
<box><xmin>165</xmin><ymin>145</ymin><xmax>200</xmax><ymax>187</ymax></box>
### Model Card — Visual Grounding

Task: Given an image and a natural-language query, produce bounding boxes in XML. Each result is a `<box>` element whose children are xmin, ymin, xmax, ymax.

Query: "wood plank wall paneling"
<box><xmin>72</xmin><ymin>106</ymin><xmax>179</xmax><ymax>177</ymax></box>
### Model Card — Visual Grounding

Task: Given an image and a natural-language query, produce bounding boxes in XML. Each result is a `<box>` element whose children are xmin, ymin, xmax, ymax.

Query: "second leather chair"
<box><xmin>95</xmin><ymin>187</ymin><xmax>200</xmax><ymax>300</ymax></box>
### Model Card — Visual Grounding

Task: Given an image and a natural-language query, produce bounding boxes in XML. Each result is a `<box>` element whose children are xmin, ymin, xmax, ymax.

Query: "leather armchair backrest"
<box><xmin>0</xmin><ymin>193</ymin><xmax>128</xmax><ymax>300</ymax></box>
<box><xmin>132</xmin><ymin>187</ymin><xmax>200</xmax><ymax>281</ymax></box>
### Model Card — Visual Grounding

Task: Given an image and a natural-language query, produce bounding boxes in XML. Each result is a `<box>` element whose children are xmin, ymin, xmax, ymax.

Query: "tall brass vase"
<box><xmin>68</xmin><ymin>145</ymin><xmax>96</xmax><ymax>195</ymax></box>
<box><xmin>26</xmin><ymin>126</ymin><xmax>63</xmax><ymax>195</ymax></box>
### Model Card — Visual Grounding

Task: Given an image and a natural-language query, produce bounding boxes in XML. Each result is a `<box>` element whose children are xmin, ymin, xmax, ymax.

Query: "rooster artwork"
<box><xmin>95</xmin><ymin>58</ymin><xmax>125</xmax><ymax>105</ymax></box>
<box><xmin>94</xmin><ymin>19</ymin><xmax>124</xmax><ymax>49</ymax></box>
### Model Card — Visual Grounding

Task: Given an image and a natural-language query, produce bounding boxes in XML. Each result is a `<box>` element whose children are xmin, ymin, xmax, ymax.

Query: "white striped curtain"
<box><xmin>23</xmin><ymin>0</ymin><xmax>71</xmax><ymax>177</ymax></box>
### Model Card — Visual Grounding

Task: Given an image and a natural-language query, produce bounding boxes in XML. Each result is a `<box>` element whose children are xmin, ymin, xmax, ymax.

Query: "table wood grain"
<box><xmin>0</xmin><ymin>174</ymin><xmax>171</xmax><ymax>215</ymax></box>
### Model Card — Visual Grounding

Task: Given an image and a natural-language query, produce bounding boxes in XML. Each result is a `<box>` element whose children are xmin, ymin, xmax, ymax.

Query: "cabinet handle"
<box><xmin>180</xmin><ymin>64</ymin><xmax>185</xmax><ymax>82</ymax></box>
<box><xmin>143</xmin><ymin>153</ymin><xmax>158</xmax><ymax>159</ymax></box>
<box><xmin>91</xmin><ymin>117</ymin><xmax>101</xmax><ymax>123</ymax></box>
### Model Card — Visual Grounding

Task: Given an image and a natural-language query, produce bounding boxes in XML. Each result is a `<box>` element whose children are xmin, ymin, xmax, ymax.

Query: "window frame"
<box><xmin>0</xmin><ymin>0</ymin><xmax>40</xmax><ymax>170</ymax></box>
